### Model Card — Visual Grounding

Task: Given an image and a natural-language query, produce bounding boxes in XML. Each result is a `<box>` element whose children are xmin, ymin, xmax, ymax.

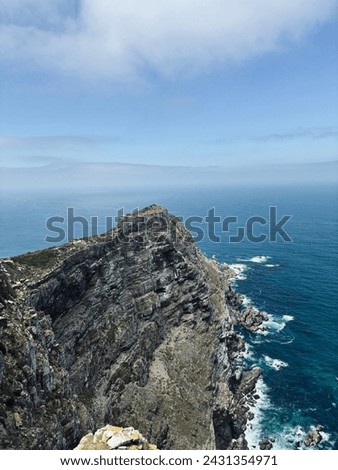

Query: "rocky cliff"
<box><xmin>0</xmin><ymin>205</ymin><xmax>263</xmax><ymax>450</ymax></box>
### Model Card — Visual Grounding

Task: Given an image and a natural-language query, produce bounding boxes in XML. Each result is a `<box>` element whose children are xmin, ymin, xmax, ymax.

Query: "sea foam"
<box><xmin>282</xmin><ymin>314</ymin><xmax>295</xmax><ymax>322</ymax></box>
<box><xmin>263</xmin><ymin>355</ymin><xmax>288</xmax><ymax>371</ymax></box>
<box><xmin>229</xmin><ymin>263</ymin><xmax>249</xmax><ymax>281</ymax></box>
<box><xmin>241</xmin><ymin>294</ymin><xmax>252</xmax><ymax>307</ymax></box>
<box><xmin>250</xmin><ymin>256</ymin><xmax>271</xmax><ymax>263</ymax></box>
<box><xmin>245</xmin><ymin>378</ymin><xmax>271</xmax><ymax>450</ymax></box>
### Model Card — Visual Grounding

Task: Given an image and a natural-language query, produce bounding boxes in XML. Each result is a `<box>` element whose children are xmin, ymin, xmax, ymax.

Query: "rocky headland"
<box><xmin>0</xmin><ymin>205</ymin><xmax>268</xmax><ymax>450</ymax></box>
<box><xmin>74</xmin><ymin>425</ymin><xmax>158</xmax><ymax>450</ymax></box>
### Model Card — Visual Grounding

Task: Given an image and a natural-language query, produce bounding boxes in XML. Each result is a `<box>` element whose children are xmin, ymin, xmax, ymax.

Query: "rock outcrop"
<box><xmin>0</xmin><ymin>205</ymin><xmax>265</xmax><ymax>450</ymax></box>
<box><xmin>74</xmin><ymin>425</ymin><xmax>157</xmax><ymax>450</ymax></box>
<box><xmin>304</xmin><ymin>426</ymin><xmax>324</xmax><ymax>447</ymax></box>
<box><xmin>258</xmin><ymin>437</ymin><xmax>275</xmax><ymax>450</ymax></box>
<box><xmin>237</xmin><ymin>306</ymin><xmax>269</xmax><ymax>333</ymax></box>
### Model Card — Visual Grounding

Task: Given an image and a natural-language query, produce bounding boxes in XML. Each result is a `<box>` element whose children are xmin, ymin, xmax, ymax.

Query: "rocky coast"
<box><xmin>0</xmin><ymin>205</ymin><xmax>268</xmax><ymax>450</ymax></box>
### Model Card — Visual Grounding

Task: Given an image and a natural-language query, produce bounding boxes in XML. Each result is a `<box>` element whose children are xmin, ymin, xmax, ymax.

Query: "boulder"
<box><xmin>74</xmin><ymin>426</ymin><xmax>157</xmax><ymax>450</ymax></box>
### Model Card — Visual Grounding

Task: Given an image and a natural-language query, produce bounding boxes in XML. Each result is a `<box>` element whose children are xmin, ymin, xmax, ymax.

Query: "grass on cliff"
<box><xmin>13</xmin><ymin>249</ymin><xmax>57</xmax><ymax>268</ymax></box>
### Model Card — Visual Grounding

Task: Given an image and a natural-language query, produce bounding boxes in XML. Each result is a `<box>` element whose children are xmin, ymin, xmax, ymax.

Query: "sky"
<box><xmin>0</xmin><ymin>0</ymin><xmax>337</xmax><ymax>187</ymax></box>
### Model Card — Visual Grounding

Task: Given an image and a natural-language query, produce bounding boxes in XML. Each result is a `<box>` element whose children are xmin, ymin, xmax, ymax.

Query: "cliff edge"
<box><xmin>0</xmin><ymin>205</ymin><xmax>263</xmax><ymax>450</ymax></box>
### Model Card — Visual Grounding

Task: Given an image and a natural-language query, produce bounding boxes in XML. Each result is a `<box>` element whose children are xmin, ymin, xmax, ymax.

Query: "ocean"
<box><xmin>0</xmin><ymin>184</ymin><xmax>337</xmax><ymax>449</ymax></box>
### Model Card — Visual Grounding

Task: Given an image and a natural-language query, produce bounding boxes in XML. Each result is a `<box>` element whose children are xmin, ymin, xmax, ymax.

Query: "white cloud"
<box><xmin>256</xmin><ymin>127</ymin><xmax>338</xmax><ymax>141</ymax></box>
<box><xmin>0</xmin><ymin>134</ymin><xmax>113</xmax><ymax>147</ymax></box>
<box><xmin>0</xmin><ymin>0</ymin><xmax>337</xmax><ymax>81</ymax></box>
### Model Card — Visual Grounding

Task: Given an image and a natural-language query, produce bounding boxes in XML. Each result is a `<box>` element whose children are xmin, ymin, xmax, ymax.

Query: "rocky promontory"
<box><xmin>74</xmin><ymin>425</ymin><xmax>157</xmax><ymax>450</ymax></box>
<box><xmin>0</xmin><ymin>205</ymin><xmax>266</xmax><ymax>450</ymax></box>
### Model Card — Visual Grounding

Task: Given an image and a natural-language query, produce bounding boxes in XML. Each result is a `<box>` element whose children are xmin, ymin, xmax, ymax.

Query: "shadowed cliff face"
<box><xmin>0</xmin><ymin>205</ymin><xmax>261</xmax><ymax>450</ymax></box>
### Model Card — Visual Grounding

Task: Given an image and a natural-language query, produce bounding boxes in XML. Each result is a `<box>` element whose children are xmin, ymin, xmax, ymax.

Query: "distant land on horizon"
<box><xmin>1</xmin><ymin>160</ymin><xmax>337</xmax><ymax>191</ymax></box>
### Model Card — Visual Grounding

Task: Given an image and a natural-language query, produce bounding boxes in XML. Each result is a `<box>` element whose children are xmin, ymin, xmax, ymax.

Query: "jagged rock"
<box><xmin>247</xmin><ymin>412</ymin><xmax>254</xmax><ymax>421</ymax></box>
<box><xmin>0</xmin><ymin>262</ymin><xmax>16</xmax><ymax>304</ymax></box>
<box><xmin>74</xmin><ymin>425</ymin><xmax>157</xmax><ymax>450</ymax></box>
<box><xmin>259</xmin><ymin>438</ymin><xmax>274</xmax><ymax>450</ymax></box>
<box><xmin>238</xmin><ymin>368</ymin><xmax>262</xmax><ymax>395</ymax></box>
<box><xmin>304</xmin><ymin>426</ymin><xmax>324</xmax><ymax>447</ymax></box>
<box><xmin>237</xmin><ymin>306</ymin><xmax>269</xmax><ymax>332</ymax></box>
<box><xmin>0</xmin><ymin>205</ymin><xmax>265</xmax><ymax>450</ymax></box>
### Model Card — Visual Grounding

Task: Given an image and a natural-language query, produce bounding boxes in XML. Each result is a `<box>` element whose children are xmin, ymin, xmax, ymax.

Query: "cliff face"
<box><xmin>0</xmin><ymin>205</ymin><xmax>261</xmax><ymax>450</ymax></box>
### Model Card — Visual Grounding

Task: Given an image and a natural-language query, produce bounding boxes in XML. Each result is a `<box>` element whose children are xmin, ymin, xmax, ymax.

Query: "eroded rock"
<box><xmin>74</xmin><ymin>425</ymin><xmax>157</xmax><ymax>450</ymax></box>
<box><xmin>0</xmin><ymin>205</ymin><xmax>265</xmax><ymax>450</ymax></box>
<box><xmin>304</xmin><ymin>425</ymin><xmax>324</xmax><ymax>447</ymax></box>
<box><xmin>237</xmin><ymin>306</ymin><xmax>269</xmax><ymax>332</ymax></box>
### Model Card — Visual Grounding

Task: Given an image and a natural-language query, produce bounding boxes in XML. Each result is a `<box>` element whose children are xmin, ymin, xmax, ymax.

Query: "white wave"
<box><xmin>250</xmin><ymin>256</ymin><xmax>271</xmax><ymax>263</ymax></box>
<box><xmin>271</xmin><ymin>424</ymin><xmax>333</xmax><ymax>450</ymax></box>
<box><xmin>229</xmin><ymin>263</ymin><xmax>249</xmax><ymax>281</ymax></box>
<box><xmin>241</xmin><ymin>294</ymin><xmax>252</xmax><ymax>307</ymax></box>
<box><xmin>237</xmin><ymin>256</ymin><xmax>278</xmax><ymax>267</ymax></box>
<box><xmin>320</xmin><ymin>431</ymin><xmax>332</xmax><ymax>445</ymax></box>
<box><xmin>265</xmin><ymin>315</ymin><xmax>286</xmax><ymax>332</ymax></box>
<box><xmin>229</xmin><ymin>263</ymin><xmax>247</xmax><ymax>273</ymax></box>
<box><xmin>245</xmin><ymin>378</ymin><xmax>272</xmax><ymax>450</ymax></box>
<box><xmin>263</xmin><ymin>355</ymin><xmax>288</xmax><ymax>371</ymax></box>
<box><xmin>282</xmin><ymin>314</ymin><xmax>294</xmax><ymax>322</ymax></box>
<box><xmin>272</xmin><ymin>425</ymin><xmax>306</xmax><ymax>450</ymax></box>
<box><xmin>271</xmin><ymin>336</ymin><xmax>295</xmax><ymax>345</ymax></box>
<box><xmin>251</xmin><ymin>336</ymin><xmax>265</xmax><ymax>344</ymax></box>
<box><xmin>250</xmin><ymin>313</ymin><xmax>295</xmax><ymax>345</ymax></box>
<box><xmin>255</xmin><ymin>328</ymin><xmax>269</xmax><ymax>336</ymax></box>
<box><xmin>240</xmin><ymin>343</ymin><xmax>255</xmax><ymax>361</ymax></box>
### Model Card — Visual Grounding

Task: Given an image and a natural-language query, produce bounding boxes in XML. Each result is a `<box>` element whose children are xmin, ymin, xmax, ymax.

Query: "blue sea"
<box><xmin>0</xmin><ymin>184</ymin><xmax>337</xmax><ymax>449</ymax></box>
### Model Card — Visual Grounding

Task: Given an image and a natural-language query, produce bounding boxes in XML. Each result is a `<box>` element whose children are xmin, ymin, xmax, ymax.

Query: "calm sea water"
<box><xmin>0</xmin><ymin>184</ymin><xmax>337</xmax><ymax>449</ymax></box>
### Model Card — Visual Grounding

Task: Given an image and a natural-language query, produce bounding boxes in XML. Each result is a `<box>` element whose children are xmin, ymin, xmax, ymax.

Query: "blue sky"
<box><xmin>0</xmin><ymin>0</ymin><xmax>337</xmax><ymax>176</ymax></box>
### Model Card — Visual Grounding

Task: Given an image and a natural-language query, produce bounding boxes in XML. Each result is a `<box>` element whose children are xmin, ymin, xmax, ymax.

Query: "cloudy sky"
<box><xmin>0</xmin><ymin>0</ymin><xmax>337</xmax><ymax>180</ymax></box>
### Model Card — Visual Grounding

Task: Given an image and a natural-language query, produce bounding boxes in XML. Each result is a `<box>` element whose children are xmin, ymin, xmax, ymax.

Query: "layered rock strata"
<box><xmin>0</xmin><ymin>205</ymin><xmax>266</xmax><ymax>450</ymax></box>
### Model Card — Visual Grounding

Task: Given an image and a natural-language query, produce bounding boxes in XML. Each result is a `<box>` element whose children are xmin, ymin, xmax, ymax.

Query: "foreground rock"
<box><xmin>0</xmin><ymin>205</ymin><xmax>264</xmax><ymax>450</ymax></box>
<box><xmin>75</xmin><ymin>425</ymin><xmax>157</xmax><ymax>450</ymax></box>
<box><xmin>237</xmin><ymin>306</ymin><xmax>269</xmax><ymax>333</ymax></box>
<box><xmin>259</xmin><ymin>437</ymin><xmax>274</xmax><ymax>450</ymax></box>
<box><xmin>304</xmin><ymin>426</ymin><xmax>324</xmax><ymax>447</ymax></box>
